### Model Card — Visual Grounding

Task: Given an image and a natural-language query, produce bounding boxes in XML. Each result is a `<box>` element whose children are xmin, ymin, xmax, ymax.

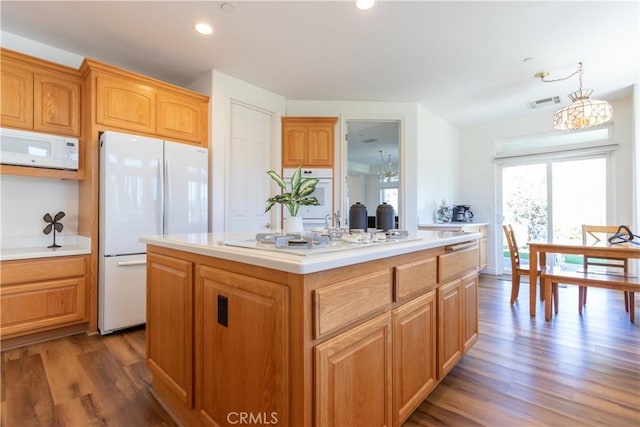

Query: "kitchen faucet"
<box><xmin>332</xmin><ymin>211</ymin><xmax>341</xmax><ymax>228</ymax></box>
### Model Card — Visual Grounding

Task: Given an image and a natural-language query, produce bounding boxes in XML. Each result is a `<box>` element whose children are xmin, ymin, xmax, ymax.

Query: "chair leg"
<box><xmin>553</xmin><ymin>283</ymin><xmax>559</xmax><ymax>314</ymax></box>
<box><xmin>629</xmin><ymin>292</ymin><xmax>635</xmax><ymax>323</ymax></box>
<box><xmin>578</xmin><ymin>286</ymin><xmax>584</xmax><ymax>314</ymax></box>
<box><xmin>624</xmin><ymin>291</ymin><xmax>629</xmax><ymax>313</ymax></box>
<box><xmin>583</xmin><ymin>286</ymin><xmax>587</xmax><ymax>305</ymax></box>
<box><xmin>539</xmin><ymin>277</ymin><xmax>545</xmax><ymax>300</ymax></box>
<box><xmin>510</xmin><ymin>274</ymin><xmax>520</xmax><ymax>305</ymax></box>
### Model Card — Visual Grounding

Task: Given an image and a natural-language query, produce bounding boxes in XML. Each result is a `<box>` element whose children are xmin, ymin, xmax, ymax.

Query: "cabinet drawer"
<box><xmin>438</xmin><ymin>243</ymin><xmax>479</xmax><ymax>284</ymax></box>
<box><xmin>314</xmin><ymin>269</ymin><xmax>392</xmax><ymax>338</ymax></box>
<box><xmin>394</xmin><ymin>257</ymin><xmax>437</xmax><ymax>300</ymax></box>
<box><xmin>1</xmin><ymin>277</ymin><xmax>86</xmax><ymax>337</ymax></box>
<box><xmin>1</xmin><ymin>256</ymin><xmax>87</xmax><ymax>285</ymax></box>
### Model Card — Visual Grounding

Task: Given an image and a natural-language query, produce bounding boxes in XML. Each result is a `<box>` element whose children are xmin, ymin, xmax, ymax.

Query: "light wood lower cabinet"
<box><xmin>437</xmin><ymin>270</ymin><xmax>479</xmax><ymax>379</ymax></box>
<box><xmin>315</xmin><ymin>312</ymin><xmax>392</xmax><ymax>427</ymax></box>
<box><xmin>146</xmin><ymin>252</ymin><xmax>194</xmax><ymax>408</ymax></box>
<box><xmin>0</xmin><ymin>255</ymin><xmax>88</xmax><ymax>340</ymax></box>
<box><xmin>146</xmin><ymin>243</ymin><xmax>479</xmax><ymax>427</ymax></box>
<box><xmin>196</xmin><ymin>265</ymin><xmax>289</xmax><ymax>427</ymax></box>
<box><xmin>392</xmin><ymin>291</ymin><xmax>437</xmax><ymax>426</ymax></box>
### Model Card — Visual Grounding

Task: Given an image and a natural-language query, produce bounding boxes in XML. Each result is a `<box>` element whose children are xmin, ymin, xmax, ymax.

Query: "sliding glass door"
<box><xmin>501</xmin><ymin>155</ymin><xmax>609</xmax><ymax>272</ymax></box>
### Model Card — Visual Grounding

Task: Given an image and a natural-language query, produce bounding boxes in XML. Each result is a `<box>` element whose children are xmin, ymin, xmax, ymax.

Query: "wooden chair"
<box><xmin>503</xmin><ymin>224</ymin><xmax>549</xmax><ymax>306</ymax></box>
<box><xmin>580</xmin><ymin>224</ymin><xmax>630</xmax><ymax>313</ymax></box>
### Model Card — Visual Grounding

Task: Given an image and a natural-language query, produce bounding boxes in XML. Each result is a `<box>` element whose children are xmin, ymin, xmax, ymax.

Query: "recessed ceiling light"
<box><xmin>221</xmin><ymin>2</ymin><xmax>234</xmax><ymax>13</ymax></box>
<box><xmin>356</xmin><ymin>0</ymin><xmax>375</xmax><ymax>10</ymax></box>
<box><xmin>195</xmin><ymin>22</ymin><xmax>213</xmax><ymax>35</ymax></box>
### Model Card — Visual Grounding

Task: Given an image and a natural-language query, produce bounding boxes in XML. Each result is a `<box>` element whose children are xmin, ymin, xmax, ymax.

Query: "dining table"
<box><xmin>527</xmin><ymin>239</ymin><xmax>640</xmax><ymax>317</ymax></box>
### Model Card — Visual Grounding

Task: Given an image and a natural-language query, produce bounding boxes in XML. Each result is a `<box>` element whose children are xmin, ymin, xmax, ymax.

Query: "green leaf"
<box><xmin>266</xmin><ymin>170</ymin><xmax>287</xmax><ymax>189</ymax></box>
<box><xmin>298</xmin><ymin>178</ymin><xmax>319</xmax><ymax>197</ymax></box>
<box><xmin>290</xmin><ymin>167</ymin><xmax>302</xmax><ymax>197</ymax></box>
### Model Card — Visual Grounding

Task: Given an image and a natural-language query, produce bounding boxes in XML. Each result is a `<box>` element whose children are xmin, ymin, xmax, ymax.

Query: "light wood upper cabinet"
<box><xmin>282</xmin><ymin>117</ymin><xmax>337</xmax><ymax>167</ymax></box>
<box><xmin>156</xmin><ymin>92</ymin><xmax>207</xmax><ymax>145</ymax></box>
<box><xmin>34</xmin><ymin>72</ymin><xmax>81</xmax><ymax>136</ymax></box>
<box><xmin>1</xmin><ymin>51</ymin><xmax>81</xmax><ymax>136</ymax></box>
<box><xmin>96</xmin><ymin>75</ymin><xmax>156</xmax><ymax>134</ymax></box>
<box><xmin>88</xmin><ymin>59</ymin><xmax>209</xmax><ymax>147</ymax></box>
<box><xmin>0</xmin><ymin>60</ymin><xmax>34</xmax><ymax>129</ymax></box>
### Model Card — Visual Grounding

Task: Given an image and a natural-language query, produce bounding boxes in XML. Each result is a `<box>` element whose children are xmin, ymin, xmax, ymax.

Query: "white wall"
<box><xmin>416</xmin><ymin>103</ymin><xmax>460</xmax><ymax>225</ymax></box>
<box><xmin>210</xmin><ymin>71</ymin><xmax>287</xmax><ymax>232</ymax></box>
<box><xmin>0</xmin><ymin>176</ymin><xmax>79</xmax><ymax>237</ymax></box>
<box><xmin>459</xmin><ymin>95</ymin><xmax>635</xmax><ymax>275</ymax></box>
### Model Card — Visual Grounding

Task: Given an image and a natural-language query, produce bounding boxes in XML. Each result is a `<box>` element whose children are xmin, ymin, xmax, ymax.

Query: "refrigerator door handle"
<box><xmin>116</xmin><ymin>260</ymin><xmax>147</xmax><ymax>267</ymax></box>
<box><xmin>158</xmin><ymin>157</ymin><xmax>164</xmax><ymax>235</ymax></box>
<box><xmin>164</xmin><ymin>159</ymin><xmax>170</xmax><ymax>233</ymax></box>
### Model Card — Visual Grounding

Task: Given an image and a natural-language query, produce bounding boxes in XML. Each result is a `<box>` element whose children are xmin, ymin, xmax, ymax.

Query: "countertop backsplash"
<box><xmin>0</xmin><ymin>175</ymin><xmax>79</xmax><ymax>238</ymax></box>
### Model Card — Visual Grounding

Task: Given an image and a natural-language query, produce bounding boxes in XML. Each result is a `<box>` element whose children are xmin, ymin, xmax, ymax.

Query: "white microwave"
<box><xmin>0</xmin><ymin>128</ymin><xmax>79</xmax><ymax>171</ymax></box>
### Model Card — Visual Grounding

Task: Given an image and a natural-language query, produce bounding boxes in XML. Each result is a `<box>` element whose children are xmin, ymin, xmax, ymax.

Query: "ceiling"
<box><xmin>1</xmin><ymin>1</ymin><xmax>638</xmax><ymax>133</ymax></box>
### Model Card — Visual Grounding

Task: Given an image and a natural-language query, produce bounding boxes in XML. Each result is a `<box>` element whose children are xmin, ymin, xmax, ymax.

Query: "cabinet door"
<box><xmin>156</xmin><ymin>92</ymin><xmax>207</xmax><ymax>146</ymax></box>
<box><xmin>146</xmin><ymin>252</ymin><xmax>193</xmax><ymax>408</ymax></box>
<box><xmin>0</xmin><ymin>277</ymin><xmax>86</xmax><ymax>338</ymax></box>
<box><xmin>0</xmin><ymin>61</ymin><xmax>34</xmax><ymax>129</ymax></box>
<box><xmin>196</xmin><ymin>266</ymin><xmax>288</xmax><ymax>427</ymax></box>
<box><xmin>33</xmin><ymin>73</ymin><xmax>81</xmax><ymax>136</ymax></box>
<box><xmin>462</xmin><ymin>272</ymin><xmax>478</xmax><ymax>353</ymax></box>
<box><xmin>315</xmin><ymin>312</ymin><xmax>392</xmax><ymax>427</ymax></box>
<box><xmin>282</xmin><ymin>125</ymin><xmax>307</xmax><ymax>166</ymax></box>
<box><xmin>96</xmin><ymin>75</ymin><xmax>155</xmax><ymax>134</ymax></box>
<box><xmin>392</xmin><ymin>291</ymin><xmax>437</xmax><ymax>426</ymax></box>
<box><xmin>437</xmin><ymin>279</ymin><xmax>463</xmax><ymax>379</ymax></box>
<box><xmin>307</xmin><ymin>125</ymin><xmax>333</xmax><ymax>166</ymax></box>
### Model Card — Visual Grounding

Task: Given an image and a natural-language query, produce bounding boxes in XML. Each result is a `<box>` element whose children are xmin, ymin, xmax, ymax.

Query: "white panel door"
<box><xmin>164</xmin><ymin>141</ymin><xmax>208</xmax><ymax>234</ymax></box>
<box><xmin>100</xmin><ymin>131</ymin><xmax>163</xmax><ymax>256</ymax></box>
<box><xmin>226</xmin><ymin>102</ymin><xmax>274</xmax><ymax>232</ymax></box>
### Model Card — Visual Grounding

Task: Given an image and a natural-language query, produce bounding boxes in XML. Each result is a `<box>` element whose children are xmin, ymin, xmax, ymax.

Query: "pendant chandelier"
<box><xmin>377</xmin><ymin>150</ymin><xmax>399</xmax><ymax>183</ymax></box>
<box><xmin>535</xmin><ymin>62</ymin><xmax>612</xmax><ymax>131</ymax></box>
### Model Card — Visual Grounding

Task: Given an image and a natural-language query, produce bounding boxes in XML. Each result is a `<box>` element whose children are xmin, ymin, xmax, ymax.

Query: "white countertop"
<box><xmin>0</xmin><ymin>235</ymin><xmax>92</xmax><ymax>261</ymax></box>
<box><xmin>141</xmin><ymin>230</ymin><xmax>482</xmax><ymax>274</ymax></box>
<box><xmin>419</xmin><ymin>222</ymin><xmax>488</xmax><ymax>227</ymax></box>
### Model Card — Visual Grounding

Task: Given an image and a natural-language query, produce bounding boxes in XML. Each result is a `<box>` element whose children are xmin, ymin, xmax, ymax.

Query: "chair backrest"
<box><xmin>581</xmin><ymin>224</ymin><xmax>628</xmax><ymax>273</ymax></box>
<box><xmin>503</xmin><ymin>224</ymin><xmax>522</xmax><ymax>270</ymax></box>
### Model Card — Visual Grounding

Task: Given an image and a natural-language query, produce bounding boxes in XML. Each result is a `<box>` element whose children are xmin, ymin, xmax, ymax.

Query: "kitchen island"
<box><xmin>141</xmin><ymin>230</ymin><xmax>481</xmax><ymax>427</ymax></box>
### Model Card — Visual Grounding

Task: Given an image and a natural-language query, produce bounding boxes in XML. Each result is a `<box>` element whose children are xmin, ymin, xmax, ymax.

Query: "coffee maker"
<box><xmin>452</xmin><ymin>205</ymin><xmax>474</xmax><ymax>222</ymax></box>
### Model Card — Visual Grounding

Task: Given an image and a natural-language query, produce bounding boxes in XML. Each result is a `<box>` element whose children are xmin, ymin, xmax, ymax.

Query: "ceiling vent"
<box><xmin>361</xmin><ymin>138</ymin><xmax>379</xmax><ymax>143</ymax></box>
<box><xmin>526</xmin><ymin>96</ymin><xmax>561</xmax><ymax>109</ymax></box>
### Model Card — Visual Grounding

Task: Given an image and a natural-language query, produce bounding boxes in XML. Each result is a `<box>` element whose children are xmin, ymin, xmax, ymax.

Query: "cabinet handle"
<box><xmin>117</xmin><ymin>260</ymin><xmax>147</xmax><ymax>266</ymax></box>
<box><xmin>444</xmin><ymin>242</ymin><xmax>478</xmax><ymax>252</ymax></box>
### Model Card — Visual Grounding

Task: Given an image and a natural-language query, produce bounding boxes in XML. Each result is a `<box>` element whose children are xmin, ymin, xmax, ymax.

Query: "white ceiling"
<box><xmin>1</xmin><ymin>1</ymin><xmax>638</xmax><ymax>131</ymax></box>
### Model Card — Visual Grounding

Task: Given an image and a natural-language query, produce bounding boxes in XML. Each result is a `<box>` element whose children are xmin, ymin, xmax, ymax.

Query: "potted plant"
<box><xmin>265</xmin><ymin>166</ymin><xmax>319</xmax><ymax>234</ymax></box>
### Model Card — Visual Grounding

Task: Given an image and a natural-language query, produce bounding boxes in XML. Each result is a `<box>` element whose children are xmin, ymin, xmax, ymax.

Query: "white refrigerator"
<box><xmin>99</xmin><ymin>131</ymin><xmax>208</xmax><ymax>334</ymax></box>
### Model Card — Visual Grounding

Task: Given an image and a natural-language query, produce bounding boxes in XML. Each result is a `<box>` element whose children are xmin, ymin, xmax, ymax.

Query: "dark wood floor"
<box><xmin>2</xmin><ymin>275</ymin><xmax>639</xmax><ymax>426</ymax></box>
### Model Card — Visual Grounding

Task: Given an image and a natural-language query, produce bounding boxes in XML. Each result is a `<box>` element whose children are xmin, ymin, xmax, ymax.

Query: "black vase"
<box><xmin>349</xmin><ymin>202</ymin><xmax>368</xmax><ymax>231</ymax></box>
<box><xmin>376</xmin><ymin>202</ymin><xmax>395</xmax><ymax>231</ymax></box>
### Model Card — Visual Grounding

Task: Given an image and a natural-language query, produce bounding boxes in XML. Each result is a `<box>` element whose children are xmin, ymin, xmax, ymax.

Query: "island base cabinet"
<box><xmin>392</xmin><ymin>291</ymin><xmax>437</xmax><ymax>426</ymax></box>
<box><xmin>146</xmin><ymin>253</ymin><xmax>194</xmax><ymax>408</ymax></box>
<box><xmin>315</xmin><ymin>312</ymin><xmax>392</xmax><ymax>427</ymax></box>
<box><xmin>196</xmin><ymin>266</ymin><xmax>289</xmax><ymax>427</ymax></box>
<box><xmin>462</xmin><ymin>272</ymin><xmax>479</xmax><ymax>353</ymax></box>
<box><xmin>437</xmin><ymin>279</ymin><xmax>463</xmax><ymax>379</ymax></box>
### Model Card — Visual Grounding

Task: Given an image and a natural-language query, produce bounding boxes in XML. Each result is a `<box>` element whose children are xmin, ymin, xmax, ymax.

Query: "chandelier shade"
<box><xmin>536</xmin><ymin>62</ymin><xmax>612</xmax><ymax>131</ymax></box>
<box><xmin>552</xmin><ymin>89</ymin><xmax>613</xmax><ymax>130</ymax></box>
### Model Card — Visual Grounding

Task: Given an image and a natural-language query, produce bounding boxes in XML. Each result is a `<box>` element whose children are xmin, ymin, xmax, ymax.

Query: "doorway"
<box><xmin>500</xmin><ymin>155</ymin><xmax>609</xmax><ymax>273</ymax></box>
<box><xmin>345</xmin><ymin>120</ymin><xmax>401</xmax><ymax>227</ymax></box>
